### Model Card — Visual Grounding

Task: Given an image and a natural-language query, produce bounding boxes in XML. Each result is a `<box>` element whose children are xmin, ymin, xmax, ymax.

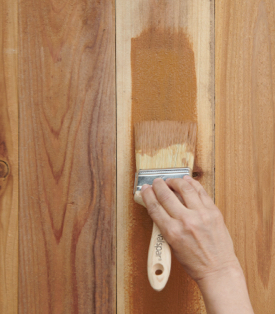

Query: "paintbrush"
<box><xmin>133</xmin><ymin>121</ymin><xmax>197</xmax><ymax>291</ymax></box>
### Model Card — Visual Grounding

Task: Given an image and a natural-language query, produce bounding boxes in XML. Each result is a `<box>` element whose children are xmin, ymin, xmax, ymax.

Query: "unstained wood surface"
<box><xmin>0</xmin><ymin>0</ymin><xmax>18</xmax><ymax>313</ymax></box>
<box><xmin>18</xmin><ymin>0</ymin><xmax>116</xmax><ymax>313</ymax></box>
<box><xmin>215</xmin><ymin>0</ymin><xmax>275</xmax><ymax>313</ymax></box>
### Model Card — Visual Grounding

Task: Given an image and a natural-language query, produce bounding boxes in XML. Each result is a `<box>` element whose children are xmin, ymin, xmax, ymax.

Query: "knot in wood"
<box><xmin>0</xmin><ymin>160</ymin><xmax>9</xmax><ymax>178</ymax></box>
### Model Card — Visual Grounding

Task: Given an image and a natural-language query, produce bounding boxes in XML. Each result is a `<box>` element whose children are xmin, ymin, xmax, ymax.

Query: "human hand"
<box><xmin>140</xmin><ymin>175</ymin><xmax>239</xmax><ymax>282</ymax></box>
<box><xmin>141</xmin><ymin>176</ymin><xmax>254</xmax><ymax>313</ymax></box>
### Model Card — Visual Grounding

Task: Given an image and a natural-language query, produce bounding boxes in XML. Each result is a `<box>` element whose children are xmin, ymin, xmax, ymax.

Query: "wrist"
<box><xmin>196</xmin><ymin>260</ymin><xmax>244</xmax><ymax>289</ymax></box>
<box><xmin>196</xmin><ymin>262</ymin><xmax>254</xmax><ymax>314</ymax></box>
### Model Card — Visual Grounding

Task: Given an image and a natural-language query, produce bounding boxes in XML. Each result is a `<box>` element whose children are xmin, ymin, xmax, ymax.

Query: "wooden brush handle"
<box><xmin>134</xmin><ymin>191</ymin><xmax>171</xmax><ymax>291</ymax></box>
<box><xmin>148</xmin><ymin>222</ymin><xmax>171</xmax><ymax>291</ymax></box>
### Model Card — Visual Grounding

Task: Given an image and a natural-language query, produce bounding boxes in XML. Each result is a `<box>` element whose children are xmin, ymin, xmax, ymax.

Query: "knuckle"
<box><xmin>181</xmin><ymin>216</ymin><xmax>199</xmax><ymax>233</ymax></box>
<box><xmin>157</xmin><ymin>191</ymin><xmax>172</xmax><ymax>204</ymax></box>
<box><xmin>198</xmin><ymin>188</ymin><xmax>208</xmax><ymax>196</ymax></box>
<box><xmin>180</xmin><ymin>182</ymin><xmax>195</xmax><ymax>193</ymax></box>
<box><xmin>147</xmin><ymin>200</ymin><xmax>161</xmax><ymax>215</ymax></box>
<box><xmin>166</xmin><ymin>225</ymin><xmax>182</xmax><ymax>245</ymax></box>
<box><xmin>191</xmin><ymin>179</ymin><xmax>202</xmax><ymax>189</ymax></box>
<box><xmin>199</xmin><ymin>208</ymin><xmax>224</xmax><ymax>225</ymax></box>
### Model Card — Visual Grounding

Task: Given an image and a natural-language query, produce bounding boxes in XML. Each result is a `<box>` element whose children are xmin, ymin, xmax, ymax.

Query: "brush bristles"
<box><xmin>135</xmin><ymin>121</ymin><xmax>197</xmax><ymax>171</ymax></box>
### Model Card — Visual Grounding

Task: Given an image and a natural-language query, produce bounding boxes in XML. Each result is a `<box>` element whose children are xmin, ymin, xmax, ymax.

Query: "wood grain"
<box><xmin>0</xmin><ymin>0</ymin><xmax>18</xmax><ymax>313</ymax></box>
<box><xmin>215</xmin><ymin>0</ymin><xmax>275</xmax><ymax>313</ymax></box>
<box><xmin>117</xmin><ymin>0</ymin><xmax>214</xmax><ymax>312</ymax></box>
<box><xmin>18</xmin><ymin>0</ymin><xmax>116</xmax><ymax>313</ymax></box>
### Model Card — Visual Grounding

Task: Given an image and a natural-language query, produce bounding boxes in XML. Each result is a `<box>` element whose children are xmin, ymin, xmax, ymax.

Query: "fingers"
<box><xmin>184</xmin><ymin>176</ymin><xmax>215</xmax><ymax>209</ymax></box>
<box><xmin>141</xmin><ymin>184</ymin><xmax>172</xmax><ymax>232</ymax></box>
<box><xmin>141</xmin><ymin>175</ymin><xmax>216</xmax><ymax>228</ymax></box>
<box><xmin>151</xmin><ymin>178</ymin><xmax>189</xmax><ymax>219</ymax></box>
<box><xmin>166</xmin><ymin>176</ymin><xmax>203</xmax><ymax>209</ymax></box>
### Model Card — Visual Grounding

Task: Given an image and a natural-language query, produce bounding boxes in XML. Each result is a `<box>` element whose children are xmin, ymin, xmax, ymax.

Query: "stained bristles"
<box><xmin>135</xmin><ymin>121</ymin><xmax>197</xmax><ymax>154</ymax></box>
<box><xmin>134</xmin><ymin>121</ymin><xmax>197</xmax><ymax>171</ymax></box>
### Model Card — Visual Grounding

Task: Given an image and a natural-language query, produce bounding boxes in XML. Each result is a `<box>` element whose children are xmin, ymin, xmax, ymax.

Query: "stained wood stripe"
<box><xmin>18</xmin><ymin>0</ymin><xmax>116</xmax><ymax>313</ymax></box>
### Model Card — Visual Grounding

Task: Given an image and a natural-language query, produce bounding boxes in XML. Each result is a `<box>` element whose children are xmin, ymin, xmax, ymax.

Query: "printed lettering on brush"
<box><xmin>155</xmin><ymin>234</ymin><xmax>165</xmax><ymax>261</ymax></box>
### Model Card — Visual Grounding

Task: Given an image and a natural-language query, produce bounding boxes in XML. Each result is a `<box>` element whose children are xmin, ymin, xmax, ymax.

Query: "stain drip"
<box><xmin>128</xmin><ymin>28</ymin><xmax>202</xmax><ymax>313</ymax></box>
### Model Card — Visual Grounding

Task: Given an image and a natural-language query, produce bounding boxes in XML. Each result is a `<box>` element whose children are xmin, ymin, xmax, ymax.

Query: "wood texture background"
<box><xmin>215</xmin><ymin>0</ymin><xmax>275</xmax><ymax>313</ymax></box>
<box><xmin>0</xmin><ymin>0</ymin><xmax>18</xmax><ymax>313</ymax></box>
<box><xmin>18</xmin><ymin>0</ymin><xmax>116</xmax><ymax>313</ymax></box>
<box><xmin>0</xmin><ymin>0</ymin><xmax>275</xmax><ymax>313</ymax></box>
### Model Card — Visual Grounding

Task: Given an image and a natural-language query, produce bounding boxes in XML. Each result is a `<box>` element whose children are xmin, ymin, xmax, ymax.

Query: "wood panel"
<box><xmin>117</xmin><ymin>0</ymin><xmax>214</xmax><ymax>313</ymax></box>
<box><xmin>18</xmin><ymin>0</ymin><xmax>116</xmax><ymax>313</ymax></box>
<box><xmin>0</xmin><ymin>0</ymin><xmax>18</xmax><ymax>313</ymax></box>
<box><xmin>215</xmin><ymin>0</ymin><xmax>275</xmax><ymax>313</ymax></box>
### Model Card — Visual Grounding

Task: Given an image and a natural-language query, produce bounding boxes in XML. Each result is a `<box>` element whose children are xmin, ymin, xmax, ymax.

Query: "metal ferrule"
<box><xmin>133</xmin><ymin>167</ymin><xmax>191</xmax><ymax>194</ymax></box>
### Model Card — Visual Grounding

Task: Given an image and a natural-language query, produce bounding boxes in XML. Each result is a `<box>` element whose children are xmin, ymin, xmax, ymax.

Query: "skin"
<box><xmin>140</xmin><ymin>175</ymin><xmax>254</xmax><ymax>314</ymax></box>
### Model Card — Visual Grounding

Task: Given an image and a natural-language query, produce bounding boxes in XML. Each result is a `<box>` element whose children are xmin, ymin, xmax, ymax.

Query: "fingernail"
<box><xmin>153</xmin><ymin>178</ymin><xmax>162</xmax><ymax>183</ymax></box>
<box><xmin>166</xmin><ymin>178</ymin><xmax>171</xmax><ymax>182</ymax></box>
<box><xmin>184</xmin><ymin>175</ymin><xmax>192</xmax><ymax>181</ymax></box>
<box><xmin>141</xmin><ymin>184</ymin><xmax>150</xmax><ymax>192</ymax></box>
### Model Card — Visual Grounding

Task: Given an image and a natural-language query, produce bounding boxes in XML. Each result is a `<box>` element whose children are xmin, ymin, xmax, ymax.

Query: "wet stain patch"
<box><xmin>131</xmin><ymin>28</ymin><xmax>197</xmax><ymax>123</ymax></box>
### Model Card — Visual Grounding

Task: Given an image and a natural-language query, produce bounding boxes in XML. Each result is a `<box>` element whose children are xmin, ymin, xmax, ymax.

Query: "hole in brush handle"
<box><xmin>153</xmin><ymin>263</ymin><xmax>164</xmax><ymax>276</ymax></box>
<box><xmin>155</xmin><ymin>269</ymin><xmax>163</xmax><ymax>276</ymax></box>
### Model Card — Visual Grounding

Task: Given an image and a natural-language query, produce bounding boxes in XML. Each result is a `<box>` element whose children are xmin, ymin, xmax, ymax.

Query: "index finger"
<box><xmin>141</xmin><ymin>184</ymin><xmax>173</xmax><ymax>235</ymax></box>
<box><xmin>166</xmin><ymin>177</ymin><xmax>203</xmax><ymax>209</ymax></box>
<box><xmin>152</xmin><ymin>178</ymin><xmax>190</xmax><ymax>220</ymax></box>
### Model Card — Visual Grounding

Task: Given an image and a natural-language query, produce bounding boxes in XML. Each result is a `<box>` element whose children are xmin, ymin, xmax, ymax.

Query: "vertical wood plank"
<box><xmin>0</xmin><ymin>0</ymin><xmax>18</xmax><ymax>313</ymax></box>
<box><xmin>117</xmin><ymin>0</ymin><xmax>214</xmax><ymax>313</ymax></box>
<box><xmin>18</xmin><ymin>0</ymin><xmax>116</xmax><ymax>313</ymax></box>
<box><xmin>215</xmin><ymin>1</ymin><xmax>275</xmax><ymax>313</ymax></box>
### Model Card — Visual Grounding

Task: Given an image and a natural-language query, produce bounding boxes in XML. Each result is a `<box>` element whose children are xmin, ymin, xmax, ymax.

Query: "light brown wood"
<box><xmin>0</xmin><ymin>0</ymin><xmax>18</xmax><ymax>313</ymax></box>
<box><xmin>117</xmin><ymin>0</ymin><xmax>214</xmax><ymax>312</ymax></box>
<box><xmin>18</xmin><ymin>0</ymin><xmax>116</xmax><ymax>313</ymax></box>
<box><xmin>215</xmin><ymin>1</ymin><xmax>275</xmax><ymax>313</ymax></box>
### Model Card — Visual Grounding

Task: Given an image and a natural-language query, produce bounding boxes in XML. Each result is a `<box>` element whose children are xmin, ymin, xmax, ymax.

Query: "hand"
<box><xmin>141</xmin><ymin>175</ymin><xmax>254</xmax><ymax>314</ymax></box>
<box><xmin>140</xmin><ymin>175</ymin><xmax>239</xmax><ymax>282</ymax></box>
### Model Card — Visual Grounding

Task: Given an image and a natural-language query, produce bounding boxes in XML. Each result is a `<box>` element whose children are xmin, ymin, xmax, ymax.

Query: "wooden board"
<box><xmin>215</xmin><ymin>0</ymin><xmax>275</xmax><ymax>313</ymax></box>
<box><xmin>117</xmin><ymin>0</ymin><xmax>214</xmax><ymax>312</ymax></box>
<box><xmin>18</xmin><ymin>0</ymin><xmax>116</xmax><ymax>313</ymax></box>
<box><xmin>0</xmin><ymin>0</ymin><xmax>18</xmax><ymax>313</ymax></box>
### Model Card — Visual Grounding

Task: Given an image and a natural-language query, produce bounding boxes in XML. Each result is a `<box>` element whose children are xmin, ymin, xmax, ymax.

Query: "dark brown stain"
<box><xmin>192</xmin><ymin>159</ymin><xmax>204</xmax><ymax>181</ymax></box>
<box><xmin>128</xmin><ymin>27</ymin><xmax>202</xmax><ymax>313</ymax></box>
